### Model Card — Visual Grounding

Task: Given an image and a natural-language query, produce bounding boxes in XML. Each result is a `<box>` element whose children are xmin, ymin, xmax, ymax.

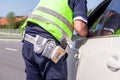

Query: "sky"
<box><xmin>0</xmin><ymin>0</ymin><xmax>103</xmax><ymax>17</ymax></box>
<box><xmin>87</xmin><ymin>0</ymin><xmax>104</xmax><ymax>9</ymax></box>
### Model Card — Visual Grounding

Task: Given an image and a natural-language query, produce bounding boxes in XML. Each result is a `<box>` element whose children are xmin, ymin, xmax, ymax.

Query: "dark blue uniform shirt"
<box><xmin>103</xmin><ymin>13</ymin><xmax>120</xmax><ymax>33</ymax></box>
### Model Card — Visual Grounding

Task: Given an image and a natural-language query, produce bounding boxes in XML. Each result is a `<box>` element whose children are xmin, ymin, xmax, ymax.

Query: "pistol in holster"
<box><xmin>42</xmin><ymin>40</ymin><xmax>66</xmax><ymax>63</ymax></box>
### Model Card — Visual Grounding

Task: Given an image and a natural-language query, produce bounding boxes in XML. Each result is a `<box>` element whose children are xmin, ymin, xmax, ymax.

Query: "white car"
<box><xmin>68</xmin><ymin>0</ymin><xmax>120</xmax><ymax>80</ymax></box>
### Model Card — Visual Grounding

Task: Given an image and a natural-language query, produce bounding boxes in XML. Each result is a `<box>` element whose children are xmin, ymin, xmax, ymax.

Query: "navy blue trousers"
<box><xmin>22</xmin><ymin>26</ymin><xmax>68</xmax><ymax>80</ymax></box>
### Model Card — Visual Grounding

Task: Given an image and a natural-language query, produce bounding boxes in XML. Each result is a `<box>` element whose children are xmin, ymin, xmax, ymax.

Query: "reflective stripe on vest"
<box><xmin>28</xmin><ymin>14</ymin><xmax>69</xmax><ymax>41</ymax></box>
<box><xmin>36</xmin><ymin>7</ymin><xmax>73</xmax><ymax>32</ymax></box>
<box><xmin>21</xmin><ymin>0</ymin><xmax>73</xmax><ymax>42</ymax></box>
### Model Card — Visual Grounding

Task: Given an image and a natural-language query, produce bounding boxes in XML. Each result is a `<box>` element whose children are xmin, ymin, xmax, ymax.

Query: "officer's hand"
<box><xmin>74</xmin><ymin>20</ymin><xmax>88</xmax><ymax>37</ymax></box>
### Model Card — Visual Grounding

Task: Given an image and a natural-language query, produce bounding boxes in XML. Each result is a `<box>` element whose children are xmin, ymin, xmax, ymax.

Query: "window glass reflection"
<box><xmin>90</xmin><ymin>0</ymin><xmax>120</xmax><ymax>37</ymax></box>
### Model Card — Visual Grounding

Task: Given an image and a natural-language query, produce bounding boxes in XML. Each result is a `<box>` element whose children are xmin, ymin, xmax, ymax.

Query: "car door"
<box><xmin>76</xmin><ymin>0</ymin><xmax>120</xmax><ymax>80</ymax></box>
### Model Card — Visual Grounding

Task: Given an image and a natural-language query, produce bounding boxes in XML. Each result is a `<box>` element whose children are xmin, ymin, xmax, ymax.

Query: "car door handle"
<box><xmin>106</xmin><ymin>56</ymin><xmax>120</xmax><ymax>72</ymax></box>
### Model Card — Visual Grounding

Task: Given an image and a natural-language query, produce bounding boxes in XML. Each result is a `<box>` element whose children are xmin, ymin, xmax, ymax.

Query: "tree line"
<box><xmin>0</xmin><ymin>12</ymin><xmax>27</xmax><ymax>29</ymax></box>
<box><xmin>0</xmin><ymin>9</ymin><xmax>93</xmax><ymax>29</ymax></box>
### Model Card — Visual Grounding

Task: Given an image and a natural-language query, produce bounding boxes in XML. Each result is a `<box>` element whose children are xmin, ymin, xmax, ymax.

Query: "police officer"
<box><xmin>21</xmin><ymin>0</ymin><xmax>88</xmax><ymax>80</ymax></box>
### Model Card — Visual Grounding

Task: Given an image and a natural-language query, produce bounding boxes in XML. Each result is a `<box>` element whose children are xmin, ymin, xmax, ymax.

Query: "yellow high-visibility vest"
<box><xmin>21</xmin><ymin>0</ymin><xmax>73</xmax><ymax>42</ymax></box>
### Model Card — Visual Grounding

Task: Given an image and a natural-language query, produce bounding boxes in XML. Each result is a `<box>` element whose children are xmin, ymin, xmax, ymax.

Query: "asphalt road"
<box><xmin>0</xmin><ymin>40</ymin><xmax>25</xmax><ymax>80</ymax></box>
<box><xmin>0</xmin><ymin>39</ymin><xmax>77</xmax><ymax>80</ymax></box>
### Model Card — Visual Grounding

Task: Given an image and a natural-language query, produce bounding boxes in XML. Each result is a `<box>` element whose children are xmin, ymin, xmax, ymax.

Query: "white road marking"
<box><xmin>5</xmin><ymin>48</ymin><xmax>18</xmax><ymax>52</ymax></box>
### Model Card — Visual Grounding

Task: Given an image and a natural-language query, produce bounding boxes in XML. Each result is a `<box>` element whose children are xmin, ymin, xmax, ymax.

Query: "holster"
<box><xmin>24</xmin><ymin>34</ymin><xmax>66</xmax><ymax>63</ymax></box>
<box><xmin>42</xmin><ymin>40</ymin><xmax>66</xmax><ymax>63</ymax></box>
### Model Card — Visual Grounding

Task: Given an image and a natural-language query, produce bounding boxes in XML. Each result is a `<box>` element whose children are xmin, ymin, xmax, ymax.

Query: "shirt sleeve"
<box><xmin>73</xmin><ymin>0</ymin><xmax>88</xmax><ymax>23</ymax></box>
<box><xmin>103</xmin><ymin>13</ymin><xmax>120</xmax><ymax>33</ymax></box>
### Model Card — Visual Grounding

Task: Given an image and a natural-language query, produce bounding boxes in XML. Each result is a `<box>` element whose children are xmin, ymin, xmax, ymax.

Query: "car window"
<box><xmin>89</xmin><ymin>0</ymin><xmax>120</xmax><ymax>37</ymax></box>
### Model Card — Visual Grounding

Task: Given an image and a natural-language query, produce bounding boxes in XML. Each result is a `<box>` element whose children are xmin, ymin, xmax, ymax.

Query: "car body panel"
<box><xmin>76</xmin><ymin>36</ymin><xmax>120</xmax><ymax>80</ymax></box>
<box><xmin>75</xmin><ymin>0</ymin><xmax>120</xmax><ymax>80</ymax></box>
